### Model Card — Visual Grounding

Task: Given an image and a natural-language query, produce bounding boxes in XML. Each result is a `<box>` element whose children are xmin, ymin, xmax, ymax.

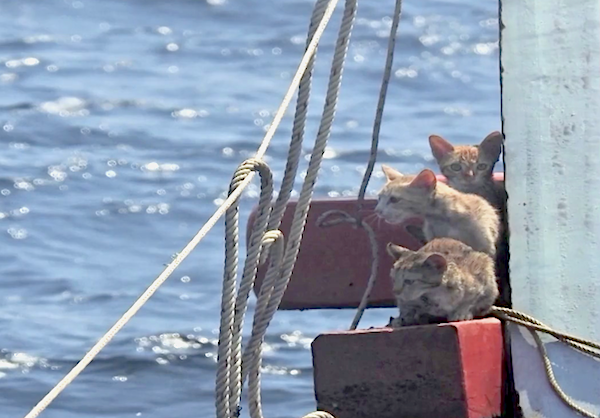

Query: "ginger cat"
<box><xmin>386</xmin><ymin>238</ymin><xmax>498</xmax><ymax>327</ymax></box>
<box><xmin>428</xmin><ymin>131</ymin><xmax>506</xmax><ymax>210</ymax></box>
<box><xmin>375</xmin><ymin>166</ymin><xmax>500</xmax><ymax>257</ymax></box>
<box><xmin>428</xmin><ymin>131</ymin><xmax>510</xmax><ymax>307</ymax></box>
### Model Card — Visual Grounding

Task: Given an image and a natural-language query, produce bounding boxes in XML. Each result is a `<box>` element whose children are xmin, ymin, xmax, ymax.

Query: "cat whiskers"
<box><xmin>360</xmin><ymin>212</ymin><xmax>380</xmax><ymax>228</ymax></box>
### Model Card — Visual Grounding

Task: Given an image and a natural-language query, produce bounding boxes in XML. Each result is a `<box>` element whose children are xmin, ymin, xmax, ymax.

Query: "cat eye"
<box><xmin>388</xmin><ymin>196</ymin><xmax>400</xmax><ymax>203</ymax></box>
<box><xmin>476</xmin><ymin>163</ymin><xmax>488</xmax><ymax>171</ymax></box>
<box><xmin>450</xmin><ymin>163</ymin><xmax>462</xmax><ymax>172</ymax></box>
<box><xmin>404</xmin><ymin>279</ymin><xmax>414</xmax><ymax>285</ymax></box>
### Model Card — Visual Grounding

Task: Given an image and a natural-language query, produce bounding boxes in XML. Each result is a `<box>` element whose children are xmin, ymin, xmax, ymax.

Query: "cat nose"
<box><xmin>374</xmin><ymin>206</ymin><xmax>383</xmax><ymax>216</ymax></box>
<box><xmin>465</xmin><ymin>170</ymin><xmax>474</xmax><ymax>177</ymax></box>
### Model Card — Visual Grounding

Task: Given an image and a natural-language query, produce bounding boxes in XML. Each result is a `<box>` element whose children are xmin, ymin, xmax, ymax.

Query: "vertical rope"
<box><xmin>275</xmin><ymin>0</ymin><xmax>358</xmax><ymax>322</ymax></box>
<box><xmin>357</xmin><ymin>0</ymin><xmax>404</xmax><ymax>214</ymax></box>
<box><xmin>227</xmin><ymin>160</ymin><xmax>273</xmax><ymax>416</ymax></box>
<box><xmin>314</xmin><ymin>0</ymin><xmax>404</xmax><ymax>331</ymax></box>
<box><xmin>267</xmin><ymin>0</ymin><xmax>330</xmax><ymax>235</ymax></box>
<box><xmin>219</xmin><ymin>0</ymin><xmax>357</xmax><ymax>417</ymax></box>
<box><xmin>216</xmin><ymin>159</ymin><xmax>273</xmax><ymax>418</ymax></box>
<box><xmin>246</xmin><ymin>231</ymin><xmax>285</xmax><ymax>418</ymax></box>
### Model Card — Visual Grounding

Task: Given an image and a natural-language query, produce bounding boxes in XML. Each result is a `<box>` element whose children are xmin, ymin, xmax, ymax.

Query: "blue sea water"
<box><xmin>0</xmin><ymin>0</ymin><xmax>500</xmax><ymax>417</ymax></box>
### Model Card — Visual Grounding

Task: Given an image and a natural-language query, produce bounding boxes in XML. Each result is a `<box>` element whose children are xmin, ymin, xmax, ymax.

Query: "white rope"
<box><xmin>274</xmin><ymin>0</ymin><xmax>357</xmax><ymax>325</ymax></box>
<box><xmin>21</xmin><ymin>0</ymin><xmax>344</xmax><ymax>416</ymax></box>
<box><xmin>216</xmin><ymin>0</ymin><xmax>358</xmax><ymax>417</ymax></box>
<box><xmin>217</xmin><ymin>159</ymin><xmax>274</xmax><ymax>418</ymax></box>
<box><xmin>266</xmin><ymin>0</ymin><xmax>330</xmax><ymax>236</ymax></box>
<box><xmin>245</xmin><ymin>230</ymin><xmax>285</xmax><ymax>418</ymax></box>
<box><xmin>314</xmin><ymin>0</ymin><xmax>404</xmax><ymax>331</ymax></box>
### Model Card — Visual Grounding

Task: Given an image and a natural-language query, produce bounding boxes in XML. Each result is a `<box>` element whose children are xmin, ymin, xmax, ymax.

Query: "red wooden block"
<box><xmin>248</xmin><ymin>173</ymin><xmax>504</xmax><ymax>310</ymax></box>
<box><xmin>311</xmin><ymin>318</ymin><xmax>503</xmax><ymax>418</ymax></box>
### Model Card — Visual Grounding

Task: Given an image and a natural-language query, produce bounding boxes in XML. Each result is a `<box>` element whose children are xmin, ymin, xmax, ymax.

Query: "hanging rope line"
<box><xmin>316</xmin><ymin>210</ymin><xmax>379</xmax><ymax>330</ymax></box>
<box><xmin>21</xmin><ymin>0</ymin><xmax>345</xmax><ymax>416</ymax></box>
<box><xmin>357</xmin><ymin>0</ymin><xmax>404</xmax><ymax>212</ymax></box>
<box><xmin>315</xmin><ymin>0</ymin><xmax>404</xmax><ymax>331</ymax></box>
<box><xmin>266</xmin><ymin>0</ymin><xmax>329</xmax><ymax>237</ymax></box>
<box><xmin>216</xmin><ymin>0</ymin><xmax>358</xmax><ymax>416</ymax></box>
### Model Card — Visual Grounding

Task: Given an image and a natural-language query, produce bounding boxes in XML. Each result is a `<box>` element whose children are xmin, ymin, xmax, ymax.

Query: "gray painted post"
<box><xmin>501</xmin><ymin>0</ymin><xmax>600</xmax><ymax>416</ymax></box>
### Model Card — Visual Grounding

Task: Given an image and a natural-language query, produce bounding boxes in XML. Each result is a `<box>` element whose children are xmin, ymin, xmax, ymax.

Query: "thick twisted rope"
<box><xmin>273</xmin><ymin>0</ymin><xmax>358</xmax><ymax>332</ymax></box>
<box><xmin>314</xmin><ymin>0</ymin><xmax>404</xmax><ymax>330</ymax></box>
<box><xmin>259</xmin><ymin>0</ymin><xmax>330</xmax><ymax>268</ymax></box>
<box><xmin>217</xmin><ymin>0</ymin><xmax>358</xmax><ymax>416</ymax></box>
<box><xmin>20</xmin><ymin>0</ymin><xmax>344</xmax><ymax>417</ymax></box>
<box><xmin>229</xmin><ymin>160</ymin><xmax>274</xmax><ymax>414</ymax></box>
<box><xmin>266</xmin><ymin>0</ymin><xmax>329</xmax><ymax>237</ymax></box>
<box><xmin>245</xmin><ymin>230</ymin><xmax>285</xmax><ymax>418</ymax></box>
<box><xmin>217</xmin><ymin>159</ymin><xmax>274</xmax><ymax>418</ymax></box>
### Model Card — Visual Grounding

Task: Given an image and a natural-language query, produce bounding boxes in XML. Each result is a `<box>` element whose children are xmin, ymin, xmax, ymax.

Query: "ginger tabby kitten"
<box><xmin>386</xmin><ymin>238</ymin><xmax>498</xmax><ymax>327</ymax></box>
<box><xmin>428</xmin><ymin>131</ymin><xmax>510</xmax><ymax>308</ymax></box>
<box><xmin>428</xmin><ymin>131</ymin><xmax>506</xmax><ymax>210</ymax></box>
<box><xmin>375</xmin><ymin>166</ymin><xmax>500</xmax><ymax>257</ymax></box>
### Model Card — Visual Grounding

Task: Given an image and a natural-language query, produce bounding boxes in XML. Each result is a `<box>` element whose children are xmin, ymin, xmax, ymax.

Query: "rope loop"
<box><xmin>229</xmin><ymin>158</ymin><xmax>272</xmax><ymax>195</ymax></box>
<box><xmin>218</xmin><ymin>157</ymin><xmax>275</xmax><ymax>418</ymax></box>
<box><xmin>317</xmin><ymin>210</ymin><xmax>379</xmax><ymax>330</ymax></box>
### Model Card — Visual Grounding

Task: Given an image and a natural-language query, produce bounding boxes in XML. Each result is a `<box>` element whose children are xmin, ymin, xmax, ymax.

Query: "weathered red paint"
<box><xmin>311</xmin><ymin>318</ymin><xmax>503</xmax><ymax>418</ymax></box>
<box><xmin>248</xmin><ymin>172</ymin><xmax>504</xmax><ymax>310</ymax></box>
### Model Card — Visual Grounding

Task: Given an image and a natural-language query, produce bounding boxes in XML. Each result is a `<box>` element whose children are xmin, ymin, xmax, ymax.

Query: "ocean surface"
<box><xmin>0</xmin><ymin>0</ymin><xmax>501</xmax><ymax>417</ymax></box>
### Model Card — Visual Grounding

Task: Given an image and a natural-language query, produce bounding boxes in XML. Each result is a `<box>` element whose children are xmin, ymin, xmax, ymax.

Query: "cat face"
<box><xmin>386</xmin><ymin>242</ymin><xmax>447</xmax><ymax>301</ymax></box>
<box><xmin>375</xmin><ymin>166</ymin><xmax>436</xmax><ymax>225</ymax></box>
<box><xmin>428</xmin><ymin>131</ymin><xmax>503</xmax><ymax>189</ymax></box>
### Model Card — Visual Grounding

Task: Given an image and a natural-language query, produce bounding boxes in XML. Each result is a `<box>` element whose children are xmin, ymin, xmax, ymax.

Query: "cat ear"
<box><xmin>409</xmin><ymin>169</ymin><xmax>437</xmax><ymax>191</ymax></box>
<box><xmin>428</xmin><ymin>135</ymin><xmax>455</xmax><ymax>161</ymax></box>
<box><xmin>479</xmin><ymin>131</ymin><xmax>504</xmax><ymax>159</ymax></box>
<box><xmin>423</xmin><ymin>253</ymin><xmax>447</xmax><ymax>274</ymax></box>
<box><xmin>386</xmin><ymin>242</ymin><xmax>409</xmax><ymax>259</ymax></box>
<box><xmin>381</xmin><ymin>165</ymin><xmax>403</xmax><ymax>182</ymax></box>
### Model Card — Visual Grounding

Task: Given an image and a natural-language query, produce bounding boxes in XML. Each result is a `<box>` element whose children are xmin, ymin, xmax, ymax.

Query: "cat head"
<box><xmin>428</xmin><ymin>131</ymin><xmax>503</xmax><ymax>190</ymax></box>
<box><xmin>386</xmin><ymin>242</ymin><xmax>447</xmax><ymax>301</ymax></box>
<box><xmin>375</xmin><ymin>166</ymin><xmax>437</xmax><ymax>225</ymax></box>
